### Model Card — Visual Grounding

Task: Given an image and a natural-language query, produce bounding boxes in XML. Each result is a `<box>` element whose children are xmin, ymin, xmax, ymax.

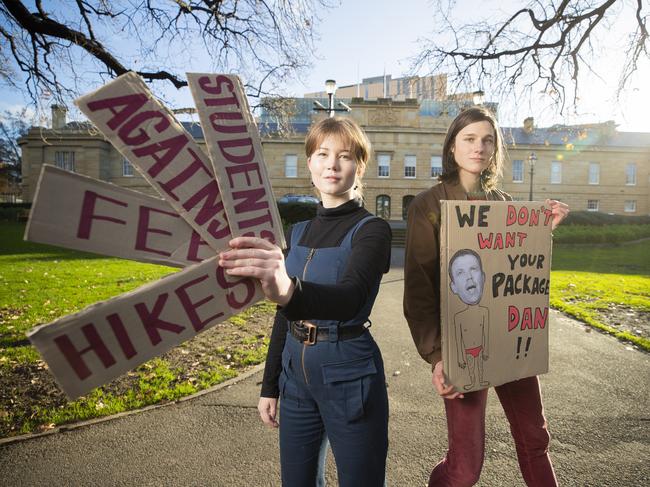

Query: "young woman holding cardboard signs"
<box><xmin>219</xmin><ymin>117</ymin><xmax>391</xmax><ymax>487</ymax></box>
<box><xmin>404</xmin><ymin>106</ymin><xmax>569</xmax><ymax>487</ymax></box>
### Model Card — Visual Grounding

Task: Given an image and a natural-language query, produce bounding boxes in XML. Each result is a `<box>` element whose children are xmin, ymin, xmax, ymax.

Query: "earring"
<box><xmin>353</xmin><ymin>185</ymin><xmax>358</xmax><ymax>190</ymax></box>
<box><xmin>310</xmin><ymin>181</ymin><xmax>315</xmax><ymax>187</ymax></box>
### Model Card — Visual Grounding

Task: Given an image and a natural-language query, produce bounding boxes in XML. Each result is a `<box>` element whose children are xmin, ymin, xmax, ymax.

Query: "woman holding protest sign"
<box><xmin>404</xmin><ymin>106</ymin><xmax>569</xmax><ymax>487</ymax></box>
<box><xmin>219</xmin><ymin>116</ymin><xmax>391</xmax><ymax>487</ymax></box>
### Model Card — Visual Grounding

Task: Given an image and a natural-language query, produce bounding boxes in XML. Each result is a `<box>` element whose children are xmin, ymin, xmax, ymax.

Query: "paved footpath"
<box><xmin>1</xmin><ymin>251</ymin><xmax>649</xmax><ymax>486</ymax></box>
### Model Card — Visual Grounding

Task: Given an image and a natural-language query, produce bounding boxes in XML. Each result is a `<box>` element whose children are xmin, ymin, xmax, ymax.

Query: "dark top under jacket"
<box><xmin>260</xmin><ymin>198</ymin><xmax>392</xmax><ymax>398</ymax></box>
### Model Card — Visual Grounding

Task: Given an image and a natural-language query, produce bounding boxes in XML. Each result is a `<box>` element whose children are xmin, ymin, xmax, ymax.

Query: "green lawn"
<box><xmin>550</xmin><ymin>240</ymin><xmax>650</xmax><ymax>350</ymax></box>
<box><xmin>1</xmin><ymin>222</ymin><xmax>275</xmax><ymax>437</ymax></box>
<box><xmin>0</xmin><ymin>222</ymin><xmax>176</xmax><ymax>364</ymax></box>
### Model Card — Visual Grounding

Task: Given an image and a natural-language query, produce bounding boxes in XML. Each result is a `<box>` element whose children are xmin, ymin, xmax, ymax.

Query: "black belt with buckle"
<box><xmin>289</xmin><ymin>321</ymin><xmax>368</xmax><ymax>345</ymax></box>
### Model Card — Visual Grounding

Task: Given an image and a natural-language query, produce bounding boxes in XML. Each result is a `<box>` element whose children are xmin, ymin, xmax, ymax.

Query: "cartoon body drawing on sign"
<box><xmin>449</xmin><ymin>249</ymin><xmax>490</xmax><ymax>390</ymax></box>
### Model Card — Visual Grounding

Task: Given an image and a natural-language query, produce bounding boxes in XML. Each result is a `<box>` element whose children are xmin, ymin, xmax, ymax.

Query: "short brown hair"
<box><xmin>439</xmin><ymin>106</ymin><xmax>505</xmax><ymax>191</ymax></box>
<box><xmin>305</xmin><ymin>117</ymin><xmax>371</xmax><ymax>197</ymax></box>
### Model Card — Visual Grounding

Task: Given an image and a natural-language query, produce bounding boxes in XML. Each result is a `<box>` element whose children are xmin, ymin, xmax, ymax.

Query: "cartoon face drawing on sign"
<box><xmin>449</xmin><ymin>249</ymin><xmax>490</xmax><ymax>390</ymax></box>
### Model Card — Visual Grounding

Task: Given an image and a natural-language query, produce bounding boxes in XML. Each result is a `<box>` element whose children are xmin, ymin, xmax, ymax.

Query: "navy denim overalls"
<box><xmin>279</xmin><ymin>216</ymin><xmax>389</xmax><ymax>487</ymax></box>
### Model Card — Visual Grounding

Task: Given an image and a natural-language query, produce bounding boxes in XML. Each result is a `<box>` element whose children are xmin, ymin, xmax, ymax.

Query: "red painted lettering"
<box><xmin>134</xmin><ymin>294</ymin><xmax>185</xmax><ymax>345</ymax></box>
<box><xmin>183</xmin><ymin>180</ymin><xmax>225</xmax><ymax>227</ymax></box>
<box><xmin>54</xmin><ymin>324</ymin><xmax>116</xmax><ymax>380</ymax></box>
<box><xmin>521</xmin><ymin>307</ymin><xmax>533</xmax><ymax>330</ymax></box>
<box><xmin>186</xmin><ymin>231</ymin><xmax>211</xmax><ymax>263</ymax></box>
<box><xmin>216</xmin><ymin>266</ymin><xmax>257</xmax><ymax>309</ymax></box>
<box><xmin>477</xmin><ymin>232</ymin><xmax>493</xmax><ymax>249</ymax></box>
<box><xmin>238</xmin><ymin>211</ymin><xmax>274</xmax><ymax>230</ymax></box>
<box><xmin>77</xmin><ymin>190</ymin><xmax>128</xmax><ymax>239</ymax></box>
<box><xmin>209</xmin><ymin>111</ymin><xmax>246</xmax><ymax>134</ymax></box>
<box><xmin>159</xmin><ymin>148</ymin><xmax>212</xmax><ymax>201</ymax></box>
<box><xmin>136</xmin><ymin>206</ymin><xmax>180</xmax><ymax>257</ymax></box>
<box><xmin>534</xmin><ymin>307</ymin><xmax>548</xmax><ymax>329</ymax></box>
<box><xmin>132</xmin><ymin>134</ymin><xmax>188</xmax><ymax>178</ymax></box>
<box><xmin>232</xmin><ymin>188</ymin><xmax>269</xmax><ymax>214</ymax></box>
<box><xmin>106</xmin><ymin>313</ymin><xmax>137</xmax><ymax>359</ymax></box>
<box><xmin>508</xmin><ymin>305</ymin><xmax>519</xmax><ymax>332</ymax></box>
<box><xmin>226</xmin><ymin>162</ymin><xmax>263</xmax><ymax>188</ymax></box>
<box><xmin>218</xmin><ymin>137</ymin><xmax>255</xmax><ymax>164</ymax></box>
<box><xmin>506</xmin><ymin>205</ymin><xmax>517</xmax><ymax>226</ymax></box>
<box><xmin>175</xmin><ymin>274</ymin><xmax>224</xmax><ymax>332</ymax></box>
<box><xmin>118</xmin><ymin>110</ymin><xmax>169</xmax><ymax>146</ymax></box>
<box><xmin>86</xmin><ymin>93</ymin><xmax>148</xmax><ymax>130</ymax></box>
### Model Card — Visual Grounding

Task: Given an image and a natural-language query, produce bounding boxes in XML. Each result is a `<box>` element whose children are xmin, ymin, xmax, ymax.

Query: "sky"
<box><xmin>1</xmin><ymin>0</ymin><xmax>648</xmax><ymax>132</ymax></box>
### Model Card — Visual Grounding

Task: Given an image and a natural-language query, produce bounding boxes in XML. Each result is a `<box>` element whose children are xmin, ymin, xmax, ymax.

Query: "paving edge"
<box><xmin>0</xmin><ymin>362</ymin><xmax>265</xmax><ymax>447</ymax></box>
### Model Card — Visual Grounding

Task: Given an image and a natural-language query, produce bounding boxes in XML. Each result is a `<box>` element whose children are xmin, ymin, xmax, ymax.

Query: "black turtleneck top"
<box><xmin>260</xmin><ymin>198</ymin><xmax>392</xmax><ymax>398</ymax></box>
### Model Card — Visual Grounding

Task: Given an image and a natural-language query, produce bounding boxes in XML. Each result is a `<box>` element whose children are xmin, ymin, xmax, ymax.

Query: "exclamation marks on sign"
<box><xmin>516</xmin><ymin>336</ymin><xmax>532</xmax><ymax>359</ymax></box>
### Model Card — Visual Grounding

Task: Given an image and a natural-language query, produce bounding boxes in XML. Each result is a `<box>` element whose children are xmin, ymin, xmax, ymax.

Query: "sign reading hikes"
<box><xmin>26</xmin><ymin>72</ymin><xmax>282</xmax><ymax>399</ymax></box>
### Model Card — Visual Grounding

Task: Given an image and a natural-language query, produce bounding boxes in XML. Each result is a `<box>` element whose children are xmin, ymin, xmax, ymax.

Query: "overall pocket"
<box><xmin>321</xmin><ymin>355</ymin><xmax>377</xmax><ymax>422</ymax></box>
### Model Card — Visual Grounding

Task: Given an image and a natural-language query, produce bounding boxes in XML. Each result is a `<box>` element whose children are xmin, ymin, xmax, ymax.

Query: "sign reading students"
<box><xmin>440</xmin><ymin>201</ymin><xmax>553</xmax><ymax>393</ymax></box>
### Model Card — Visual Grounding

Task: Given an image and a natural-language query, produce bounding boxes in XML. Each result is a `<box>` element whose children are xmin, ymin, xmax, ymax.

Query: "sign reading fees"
<box><xmin>26</xmin><ymin>165</ymin><xmax>215</xmax><ymax>267</ymax></box>
<box><xmin>440</xmin><ymin>201</ymin><xmax>553</xmax><ymax>393</ymax></box>
<box><xmin>26</xmin><ymin>72</ymin><xmax>278</xmax><ymax>399</ymax></box>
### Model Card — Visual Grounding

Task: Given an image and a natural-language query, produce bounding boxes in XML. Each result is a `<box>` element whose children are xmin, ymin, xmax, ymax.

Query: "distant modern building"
<box><xmin>305</xmin><ymin>73</ymin><xmax>448</xmax><ymax>102</ymax></box>
<box><xmin>20</xmin><ymin>101</ymin><xmax>650</xmax><ymax>218</ymax></box>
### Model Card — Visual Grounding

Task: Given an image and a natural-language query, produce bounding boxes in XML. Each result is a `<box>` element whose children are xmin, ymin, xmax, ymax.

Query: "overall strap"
<box><xmin>289</xmin><ymin>220</ymin><xmax>311</xmax><ymax>247</ymax></box>
<box><xmin>340</xmin><ymin>215</ymin><xmax>380</xmax><ymax>249</ymax></box>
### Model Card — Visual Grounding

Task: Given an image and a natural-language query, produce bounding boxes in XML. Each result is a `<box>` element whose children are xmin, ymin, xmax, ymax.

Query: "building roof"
<box><xmin>502</xmin><ymin>125</ymin><xmax>650</xmax><ymax>149</ymax></box>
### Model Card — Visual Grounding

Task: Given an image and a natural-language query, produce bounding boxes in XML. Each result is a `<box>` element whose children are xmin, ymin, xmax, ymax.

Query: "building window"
<box><xmin>512</xmin><ymin>160</ymin><xmax>524</xmax><ymax>183</ymax></box>
<box><xmin>404</xmin><ymin>155</ymin><xmax>416</xmax><ymax>178</ymax></box>
<box><xmin>551</xmin><ymin>161</ymin><xmax>562</xmax><ymax>184</ymax></box>
<box><xmin>588</xmin><ymin>162</ymin><xmax>599</xmax><ymax>185</ymax></box>
<box><xmin>377</xmin><ymin>154</ymin><xmax>391</xmax><ymax>177</ymax></box>
<box><xmin>587</xmin><ymin>200</ymin><xmax>599</xmax><ymax>212</ymax></box>
<box><xmin>626</xmin><ymin>163</ymin><xmax>637</xmax><ymax>185</ymax></box>
<box><xmin>430</xmin><ymin>156</ymin><xmax>442</xmax><ymax>178</ymax></box>
<box><xmin>402</xmin><ymin>195</ymin><xmax>414</xmax><ymax>220</ymax></box>
<box><xmin>624</xmin><ymin>200</ymin><xmax>637</xmax><ymax>213</ymax></box>
<box><xmin>123</xmin><ymin>158</ymin><xmax>135</xmax><ymax>177</ymax></box>
<box><xmin>376</xmin><ymin>194</ymin><xmax>391</xmax><ymax>220</ymax></box>
<box><xmin>54</xmin><ymin>151</ymin><xmax>75</xmax><ymax>172</ymax></box>
<box><xmin>285</xmin><ymin>154</ymin><xmax>298</xmax><ymax>178</ymax></box>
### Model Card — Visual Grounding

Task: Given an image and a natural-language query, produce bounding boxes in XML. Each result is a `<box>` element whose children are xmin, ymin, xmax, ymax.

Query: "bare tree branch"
<box><xmin>0</xmin><ymin>0</ymin><xmax>333</xmax><ymax>107</ymax></box>
<box><xmin>412</xmin><ymin>0</ymin><xmax>648</xmax><ymax>112</ymax></box>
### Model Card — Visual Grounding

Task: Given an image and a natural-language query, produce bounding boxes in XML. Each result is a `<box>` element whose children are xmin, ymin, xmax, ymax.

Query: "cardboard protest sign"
<box><xmin>26</xmin><ymin>72</ymin><xmax>282</xmax><ymax>399</ymax></box>
<box><xmin>187</xmin><ymin>73</ymin><xmax>285</xmax><ymax>248</ymax></box>
<box><xmin>25</xmin><ymin>165</ymin><xmax>215</xmax><ymax>267</ymax></box>
<box><xmin>27</xmin><ymin>255</ymin><xmax>262</xmax><ymax>399</ymax></box>
<box><xmin>74</xmin><ymin>72</ymin><xmax>230</xmax><ymax>252</ymax></box>
<box><xmin>440</xmin><ymin>201</ymin><xmax>553</xmax><ymax>393</ymax></box>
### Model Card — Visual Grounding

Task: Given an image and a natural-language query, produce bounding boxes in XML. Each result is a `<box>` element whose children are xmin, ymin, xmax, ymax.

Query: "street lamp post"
<box><xmin>528</xmin><ymin>152</ymin><xmax>537</xmax><ymax>201</ymax></box>
<box><xmin>313</xmin><ymin>79</ymin><xmax>351</xmax><ymax>117</ymax></box>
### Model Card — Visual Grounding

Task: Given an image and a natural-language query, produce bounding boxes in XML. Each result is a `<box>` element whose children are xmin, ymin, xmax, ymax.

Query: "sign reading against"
<box><xmin>440</xmin><ymin>201</ymin><xmax>553</xmax><ymax>393</ymax></box>
<box><xmin>28</xmin><ymin>256</ymin><xmax>261</xmax><ymax>399</ymax></box>
<box><xmin>187</xmin><ymin>73</ymin><xmax>285</xmax><ymax>248</ymax></box>
<box><xmin>26</xmin><ymin>165</ymin><xmax>215</xmax><ymax>267</ymax></box>
<box><xmin>26</xmin><ymin>72</ymin><xmax>278</xmax><ymax>399</ymax></box>
<box><xmin>75</xmin><ymin>72</ymin><xmax>230</xmax><ymax>251</ymax></box>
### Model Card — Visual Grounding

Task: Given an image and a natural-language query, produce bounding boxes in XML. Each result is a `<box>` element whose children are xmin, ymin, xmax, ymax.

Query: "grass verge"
<box><xmin>551</xmin><ymin>240</ymin><xmax>650</xmax><ymax>351</ymax></box>
<box><xmin>0</xmin><ymin>222</ymin><xmax>276</xmax><ymax>438</ymax></box>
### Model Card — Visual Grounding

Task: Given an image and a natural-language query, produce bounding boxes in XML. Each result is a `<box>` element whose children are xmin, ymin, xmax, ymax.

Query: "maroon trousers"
<box><xmin>428</xmin><ymin>376</ymin><xmax>557</xmax><ymax>487</ymax></box>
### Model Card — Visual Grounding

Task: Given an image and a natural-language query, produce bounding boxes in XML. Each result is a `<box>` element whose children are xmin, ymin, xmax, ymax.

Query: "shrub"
<box><xmin>563</xmin><ymin>211</ymin><xmax>650</xmax><ymax>226</ymax></box>
<box><xmin>553</xmin><ymin>224</ymin><xmax>650</xmax><ymax>244</ymax></box>
<box><xmin>0</xmin><ymin>203</ymin><xmax>31</xmax><ymax>222</ymax></box>
<box><xmin>277</xmin><ymin>202</ymin><xmax>317</xmax><ymax>227</ymax></box>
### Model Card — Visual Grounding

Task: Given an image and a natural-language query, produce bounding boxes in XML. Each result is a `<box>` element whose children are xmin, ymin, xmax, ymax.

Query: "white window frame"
<box><xmin>550</xmin><ymin>161</ymin><xmax>562</xmax><ymax>184</ymax></box>
<box><xmin>284</xmin><ymin>154</ymin><xmax>298</xmax><ymax>178</ymax></box>
<box><xmin>624</xmin><ymin>200</ymin><xmax>637</xmax><ymax>213</ymax></box>
<box><xmin>588</xmin><ymin>162</ymin><xmax>599</xmax><ymax>185</ymax></box>
<box><xmin>430</xmin><ymin>156</ymin><xmax>442</xmax><ymax>178</ymax></box>
<box><xmin>377</xmin><ymin>153</ymin><xmax>391</xmax><ymax>178</ymax></box>
<box><xmin>626</xmin><ymin>163</ymin><xmax>637</xmax><ymax>185</ymax></box>
<box><xmin>404</xmin><ymin>155</ymin><xmax>416</xmax><ymax>179</ymax></box>
<box><xmin>122</xmin><ymin>158</ymin><xmax>135</xmax><ymax>177</ymax></box>
<box><xmin>587</xmin><ymin>200</ymin><xmax>599</xmax><ymax>212</ymax></box>
<box><xmin>54</xmin><ymin>151</ymin><xmax>75</xmax><ymax>172</ymax></box>
<box><xmin>512</xmin><ymin>159</ymin><xmax>524</xmax><ymax>183</ymax></box>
